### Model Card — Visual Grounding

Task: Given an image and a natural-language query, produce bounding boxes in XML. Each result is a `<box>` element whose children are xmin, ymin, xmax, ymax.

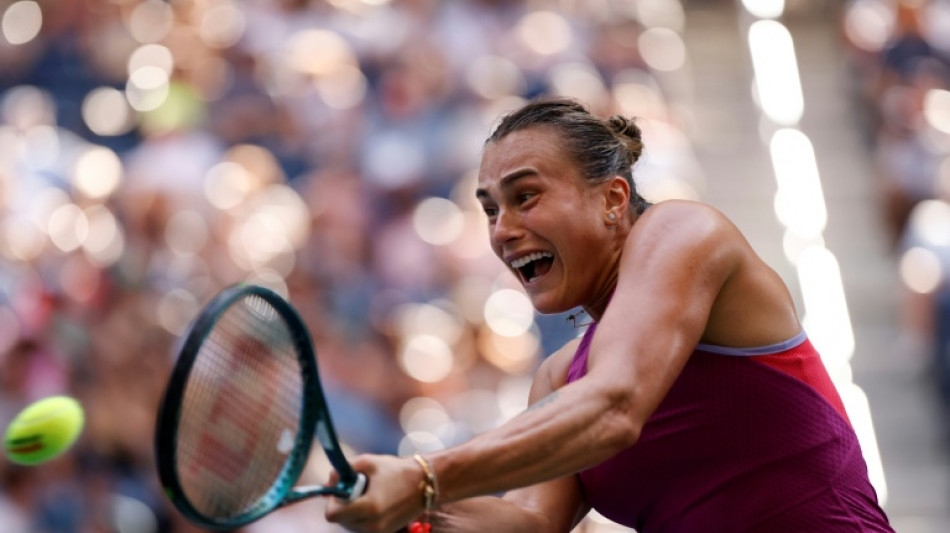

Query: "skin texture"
<box><xmin>325</xmin><ymin>125</ymin><xmax>802</xmax><ymax>532</ymax></box>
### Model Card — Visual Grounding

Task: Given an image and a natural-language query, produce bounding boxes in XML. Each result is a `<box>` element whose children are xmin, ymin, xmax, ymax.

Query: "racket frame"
<box><xmin>155</xmin><ymin>284</ymin><xmax>365</xmax><ymax>530</ymax></box>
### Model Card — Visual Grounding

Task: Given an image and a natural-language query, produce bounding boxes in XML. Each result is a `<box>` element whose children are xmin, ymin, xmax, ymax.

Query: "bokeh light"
<box><xmin>72</xmin><ymin>146</ymin><xmax>124</xmax><ymax>200</ymax></box>
<box><xmin>466</xmin><ymin>55</ymin><xmax>527</xmax><ymax>100</ymax></box>
<box><xmin>484</xmin><ymin>288</ymin><xmax>535</xmax><ymax>337</ymax></box>
<box><xmin>842</xmin><ymin>0</ymin><xmax>894</xmax><ymax>53</ymax></box>
<box><xmin>636</xmin><ymin>0</ymin><xmax>685</xmax><ymax>32</ymax></box>
<box><xmin>204</xmin><ymin>161</ymin><xmax>254</xmax><ymax>210</ymax></box>
<box><xmin>398</xmin><ymin>430</ymin><xmax>445</xmax><ymax>456</ymax></box>
<box><xmin>741</xmin><ymin>0</ymin><xmax>785</xmax><ymax>19</ymax></box>
<box><xmin>198</xmin><ymin>0</ymin><xmax>246</xmax><ymax>50</ymax></box>
<box><xmin>128</xmin><ymin>44</ymin><xmax>175</xmax><ymax>78</ymax></box>
<box><xmin>549</xmin><ymin>62</ymin><xmax>607</xmax><ymax>103</ymax></box>
<box><xmin>638</xmin><ymin>28</ymin><xmax>687</xmax><ymax>72</ymax></box>
<box><xmin>316</xmin><ymin>64</ymin><xmax>367</xmax><ymax>109</ymax></box>
<box><xmin>128</xmin><ymin>0</ymin><xmax>175</xmax><ymax>44</ymax></box>
<box><xmin>517</xmin><ymin>10</ymin><xmax>573</xmax><ymax>56</ymax></box>
<box><xmin>391</xmin><ymin>301</ymin><xmax>465</xmax><ymax>346</ymax></box>
<box><xmin>111</xmin><ymin>494</ymin><xmax>160</xmax><ymax>533</ymax></box>
<box><xmin>748</xmin><ymin>20</ymin><xmax>804</xmax><ymax>125</ymax></box>
<box><xmin>2</xmin><ymin>0</ymin><xmax>42</xmax><ymax>45</ymax></box>
<box><xmin>797</xmin><ymin>246</ymin><xmax>855</xmax><ymax>365</ymax></box>
<box><xmin>126</xmin><ymin>66</ymin><xmax>170</xmax><ymax>112</ymax></box>
<box><xmin>1</xmin><ymin>215</ymin><xmax>45</xmax><ymax>261</ymax></box>
<box><xmin>770</xmin><ymin>128</ymin><xmax>827</xmax><ymax>239</ymax></box>
<box><xmin>923</xmin><ymin>89</ymin><xmax>950</xmax><ymax>135</ymax></box>
<box><xmin>613</xmin><ymin>72</ymin><xmax>666</xmax><ymax>119</ymax></box>
<box><xmin>907</xmin><ymin>199</ymin><xmax>950</xmax><ymax>247</ymax></box>
<box><xmin>286</xmin><ymin>30</ymin><xmax>357</xmax><ymax>76</ymax></box>
<box><xmin>3</xmin><ymin>85</ymin><xmax>55</xmax><ymax>130</ymax></box>
<box><xmin>399</xmin><ymin>334</ymin><xmax>454</xmax><ymax>383</ymax></box>
<box><xmin>413</xmin><ymin>197</ymin><xmax>465</xmax><ymax>246</ymax></box>
<box><xmin>782</xmin><ymin>230</ymin><xmax>825</xmax><ymax>266</ymax></box>
<box><xmin>900</xmin><ymin>247</ymin><xmax>944</xmax><ymax>294</ymax></box>
<box><xmin>82</xmin><ymin>88</ymin><xmax>137</xmax><ymax>137</ymax></box>
<box><xmin>157</xmin><ymin>288</ymin><xmax>201</xmax><ymax>335</ymax></box>
<box><xmin>82</xmin><ymin>205</ymin><xmax>125</xmax><ymax>267</ymax></box>
<box><xmin>400</xmin><ymin>397</ymin><xmax>451</xmax><ymax>434</ymax></box>
<box><xmin>479</xmin><ymin>327</ymin><xmax>540</xmax><ymax>374</ymax></box>
<box><xmin>48</xmin><ymin>203</ymin><xmax>89</xmax><ymax>253</ymax></box>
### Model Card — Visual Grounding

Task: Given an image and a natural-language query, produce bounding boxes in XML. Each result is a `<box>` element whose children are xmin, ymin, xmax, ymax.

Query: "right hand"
<box><xmin>324</xmin><ymin>454</ymin><xmax>427</xmax><ymax>533</ymax></box>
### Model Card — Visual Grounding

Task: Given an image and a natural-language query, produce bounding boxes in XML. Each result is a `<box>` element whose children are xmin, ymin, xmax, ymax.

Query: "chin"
<box><xmin>527</xmin><ymin>295</ymin><xmax>571</xmax><ymax>315</ymax></box>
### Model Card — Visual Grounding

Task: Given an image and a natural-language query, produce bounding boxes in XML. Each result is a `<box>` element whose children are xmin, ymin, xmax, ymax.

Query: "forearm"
<box><xmin>431</xmin><ymin>378</ymin><xmax>638</xmax><ymax>504</ymax></box>
<box><xmin>428</xmin><ymin>497</ymin><xmax>550</xmax><ymax>533</ymax></box>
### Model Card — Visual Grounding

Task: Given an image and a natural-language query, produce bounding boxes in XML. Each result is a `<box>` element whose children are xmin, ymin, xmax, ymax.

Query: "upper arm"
<box><xmin>586</xmin><ymin>201</ymin><xmax>743</xmax><ymax>432</ymax></box>
<box><xmin>501</xmin><ymin>338</ymin><xmax>590</xmax><ymax>531</ymax></box>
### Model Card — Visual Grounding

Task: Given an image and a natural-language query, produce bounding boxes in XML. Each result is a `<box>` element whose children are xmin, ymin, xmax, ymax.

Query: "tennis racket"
<box><xmin>155</xmin><ymin>284</ymin><xmax>367</xmax><ymax>530</ymax></box>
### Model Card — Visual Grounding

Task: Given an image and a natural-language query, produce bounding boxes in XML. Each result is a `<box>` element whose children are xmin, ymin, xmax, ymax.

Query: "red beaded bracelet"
<box><xmin>408</xmin><ymin>520</ymin><xmax>432</xmax><ymax>533</ymax></box>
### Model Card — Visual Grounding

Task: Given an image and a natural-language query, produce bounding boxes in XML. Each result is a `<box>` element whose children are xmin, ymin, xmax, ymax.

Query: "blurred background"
<box><xmin>0</xmin><ymin>0</ymin><xmax>948</xmax><ymax>531</ymax></box>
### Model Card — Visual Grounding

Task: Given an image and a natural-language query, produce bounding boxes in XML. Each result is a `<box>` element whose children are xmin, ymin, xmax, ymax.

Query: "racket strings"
<box><xmin>176</xmin><ymin>295</ymin><xmax>306</xmax><ymax>519</ymax></box>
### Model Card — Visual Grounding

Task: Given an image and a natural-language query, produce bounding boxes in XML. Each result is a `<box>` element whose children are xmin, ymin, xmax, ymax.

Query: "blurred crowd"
<box><xmin>0</xmin><ymin>0</ymin><xmax>700</xmax><ymax>531</ymax></box>
<box><xmin>2</xmin><ymin>0</ymin><xmax>948</xmax><ymax>531</ymax></box>
<box><xmin>840</xmin><ymin>0</ymin><xmax>950</xmax><ymax>434</ymax></box>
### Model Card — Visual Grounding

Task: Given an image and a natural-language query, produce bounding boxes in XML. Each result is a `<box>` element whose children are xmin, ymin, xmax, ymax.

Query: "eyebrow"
<box><xmin>475</xmin><ymin>168</ymin><xmax>537</xmax><ymax>200</ymax></box>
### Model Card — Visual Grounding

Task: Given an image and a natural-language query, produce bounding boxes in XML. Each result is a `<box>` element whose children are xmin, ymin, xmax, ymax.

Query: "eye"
<box><xmin>517</xmin><ymin>191</ymin><xmax>536</xmax><ymax>204</ymax></box>
<box><xmin>482</xmin><ymin>205</ymin><xmax>498</xmax><ymax>220</ymax></box>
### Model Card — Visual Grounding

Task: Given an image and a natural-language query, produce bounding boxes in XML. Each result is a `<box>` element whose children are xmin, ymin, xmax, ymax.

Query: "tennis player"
<box><xmin>325</xmin><ymin>98</ymin><xmax>895</xmax><ymax>532</ymax></box>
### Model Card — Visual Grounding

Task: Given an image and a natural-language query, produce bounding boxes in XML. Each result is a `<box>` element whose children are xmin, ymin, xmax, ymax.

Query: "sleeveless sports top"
<box><xmin>566</xmin><ymin>323</ymin><xmax>893</xmax><ymax>533</ymax></box>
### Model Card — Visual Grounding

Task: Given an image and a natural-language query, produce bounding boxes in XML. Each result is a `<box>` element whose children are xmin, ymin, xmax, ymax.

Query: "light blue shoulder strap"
<box><xmin>695</xmin><ymin>330</ymin><xmax>808</xmax><ymax>356</ymax></box>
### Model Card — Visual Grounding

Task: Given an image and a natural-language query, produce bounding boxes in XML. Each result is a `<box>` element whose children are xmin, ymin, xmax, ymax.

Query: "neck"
<box><xmin>581</xmin><ymin>208</ymin><xmax>640</xmax><ymax>322</ymax></box>
<box><xmin>582</xmin><ymin>259</ymin><xmax>620</xmax><ymax>322</ymax></box>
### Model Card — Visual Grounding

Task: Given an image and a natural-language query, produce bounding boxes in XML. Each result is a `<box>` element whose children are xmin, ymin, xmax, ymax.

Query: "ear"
<box><xmin>603</xmin><ymin>175</ymin><xmax>631</xmax><ymax>223</ymax></box>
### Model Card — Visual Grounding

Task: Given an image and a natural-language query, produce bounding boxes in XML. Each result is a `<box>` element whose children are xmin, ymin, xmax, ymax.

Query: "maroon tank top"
<box><xmin>566</xmin><ymin>323</ymin><xmax>893</xmax><ymax>532</ymax></box>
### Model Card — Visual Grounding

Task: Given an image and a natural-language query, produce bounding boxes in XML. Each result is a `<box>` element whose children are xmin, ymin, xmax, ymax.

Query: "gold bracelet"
<box><xmin>411</xmin><ymin>453</ymin><xmax>440</xmax><ymax>511</ymax></box>
<box><xmin>410</xmin><ymin>453</ymin><xmax>439</xmax><ymax>533</ymax></box>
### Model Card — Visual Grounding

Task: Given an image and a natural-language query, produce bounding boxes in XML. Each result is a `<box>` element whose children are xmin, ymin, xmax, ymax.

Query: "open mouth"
<box><xmin>510</xmin><ymin>252</ymin><xmax>554</xmax><ymax>283</ymax></box>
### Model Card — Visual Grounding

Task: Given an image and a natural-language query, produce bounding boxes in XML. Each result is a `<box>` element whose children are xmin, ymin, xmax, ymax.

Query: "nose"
<box><xmin>490</xmin><ymin>208</ymin><xmax>523</xmax><ymax>246</ymax></box>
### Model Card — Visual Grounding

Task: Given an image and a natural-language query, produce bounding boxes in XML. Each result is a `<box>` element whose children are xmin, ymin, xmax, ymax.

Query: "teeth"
<box><xmin>510</xmin><ymin>251</ymin><xmax>553</xmax><ymax>269</ymax></box>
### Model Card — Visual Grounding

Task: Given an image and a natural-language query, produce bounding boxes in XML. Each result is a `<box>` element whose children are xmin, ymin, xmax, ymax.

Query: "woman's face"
<box><xmin>476</xmin><ymin>126</ymin><xmax>620</xmax><ymax>314</ymax></box>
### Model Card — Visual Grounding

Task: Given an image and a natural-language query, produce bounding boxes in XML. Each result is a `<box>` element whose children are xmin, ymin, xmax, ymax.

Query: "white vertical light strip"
<box><xmin>743</xmin><ymin>5</ymin><xmax>888</xmax><ymax>504</ymax></box>
<box><xmin>748</xmin><ymin>21</ymin><xmax>804</xmax><ymax>126</ymax></box>
<box><xmin>796</xmin><ymin>246</ymin><xmax>856</xmax><ymax>376</ymax></box>
<box><xmin>770</xmin><ymin>129</ymin><xmax>828</xmax><ymax>239</ymax></box>
<box><xmin>740</xmin><ymin>0</ymin><xmax>785</xmax><ymax>19</ymax></box>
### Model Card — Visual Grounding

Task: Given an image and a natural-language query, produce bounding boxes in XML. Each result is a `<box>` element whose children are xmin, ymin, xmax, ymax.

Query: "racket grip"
<box><xmin>348</xmin><ymin>473</ymin><xmax>368</xmax><ymax>501</ymax></box>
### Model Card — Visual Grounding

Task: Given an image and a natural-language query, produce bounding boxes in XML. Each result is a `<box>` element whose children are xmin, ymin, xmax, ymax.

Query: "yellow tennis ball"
<box><xmin>4</xmin><ymin>396</ymin><xmax>84</xmax><ymax>466</ymax></box>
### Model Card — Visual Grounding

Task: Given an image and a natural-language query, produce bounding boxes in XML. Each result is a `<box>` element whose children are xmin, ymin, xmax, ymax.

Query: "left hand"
<box><xmin>325</xmin><ymin>454</ymin><xmax>427</xmax><ymax>533</ymax></box>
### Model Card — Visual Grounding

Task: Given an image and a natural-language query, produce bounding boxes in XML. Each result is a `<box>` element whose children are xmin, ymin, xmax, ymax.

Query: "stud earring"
<box><xmin>608</xmin><ymin>213</ymin><xmax>617</xmax><ymax>221</ymax></box>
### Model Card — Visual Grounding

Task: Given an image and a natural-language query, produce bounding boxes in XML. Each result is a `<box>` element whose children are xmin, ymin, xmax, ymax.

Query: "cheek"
<box><xmin>558</xmin><ymin>225</ymin><xmax>606</xmax><ymax>270</ymax></box>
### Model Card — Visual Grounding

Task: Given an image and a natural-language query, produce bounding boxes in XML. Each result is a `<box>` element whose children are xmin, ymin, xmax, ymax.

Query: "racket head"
<box><xmin>155</xmin><ymin>284</ymin><xmax>353</xmax><ymax>530</ymax></box>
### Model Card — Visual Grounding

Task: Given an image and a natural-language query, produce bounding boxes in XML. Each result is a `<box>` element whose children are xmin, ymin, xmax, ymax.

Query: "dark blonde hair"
<box><xmin>486</xmin><ymin>97</ymin><xmax>650</xmax><ymax>214</ymax></box>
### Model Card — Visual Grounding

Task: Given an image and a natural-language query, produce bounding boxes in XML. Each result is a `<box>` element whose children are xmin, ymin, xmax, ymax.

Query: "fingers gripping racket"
<box><xmin>155</xmin><ymin>284</ymin><xmax>367</xmax><ymax>530</ymax></box>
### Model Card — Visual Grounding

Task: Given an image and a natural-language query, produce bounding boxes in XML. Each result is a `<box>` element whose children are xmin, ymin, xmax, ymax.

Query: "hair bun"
<box><xmin>606</xmin><ymin>115</ymin><xmax>644</xmax><ymax>162</ymax></box>
<box><xmin>606</xmin><ymin>115</ymin><xmax>641</xmax><ymax>140</ymax></box>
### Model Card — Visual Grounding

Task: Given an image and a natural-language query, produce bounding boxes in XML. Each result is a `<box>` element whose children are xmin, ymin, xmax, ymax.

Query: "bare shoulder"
<box><xmin>530</xmin><ymin>337</ymin><xmax>584</xmax><ymax>403</ymax></box>
<box><xmin>626</xmin><ymin>200</ymin><xmax>749</xmax><ymax>268</ymax></box>
<box><xmin>635</xmin><ymin>201</ymin><xmax>800</xmax><ymax>345</ymax></box>
<box><xmin>634</xmin><ymin>200</ymin><xmax>740</xmax><ymax>241</ymax></box>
